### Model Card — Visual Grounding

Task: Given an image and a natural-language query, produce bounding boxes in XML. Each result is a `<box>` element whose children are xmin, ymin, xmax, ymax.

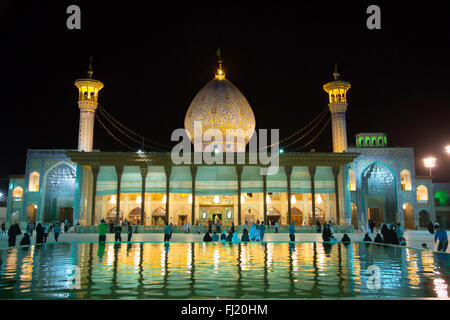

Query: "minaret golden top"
<box><xmin>215</xmin><ymin>48</ymin><xmax>225</xmax><ymax>80</ymax></box>
<box><xmin>87</xmin><ymin>56</ymin><xmax>93</xmax><ymax>79</ymax></box>
<box><xmin>333</xmin><ymin>64</ymin><xmax>340</xmax><ymax>81</ymax></box>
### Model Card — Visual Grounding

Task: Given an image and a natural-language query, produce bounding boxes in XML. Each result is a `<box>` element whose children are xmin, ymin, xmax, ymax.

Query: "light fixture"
<box><xmin>266</xmin><ymin>194</ymin><xmax>271</xmax><ymax>204</ymax></box>
<box><xmin>213</xmin><ymin>195</ymin><xmax>220</xmax><ymax>204</ymax></box>
<box><xmin>136</xmin><ymin>195</ymin><xmax>142</xmax><ymax>204</ymax></box>
<box><xmin>423</xmin><ymin>157</ymin><xmax>436</xmax><ymax>176</ymax></box>
<box><xmin>446</xmin><ymin>145</ymin><xmax>450</xmax><ymax>154</ymax></box>
<box><xmin>162</xmin><ymin>194</ymin><xmax>167</xmax><ymax>204</ymax></box>
<box><xmin>279</xmin><ymin>149</ymin><xmax>284</xmax><ymax>154</ymax></box>
<box><xmin>188</xmin><ymin>194</ymin><xmax>193</xmax><ymax>204</ymax></box>
<box><xmin>316</xmin><ymin>194</ymin><xmax>323</xmax><ymax>205</ymax></box>
<box><xmin>110</xmin><ymin>195</ymin><xmax>116</xmax><ymax>205</ymax></box>
<box><xmin>291</xmin><ymin>195</ymin><xmax>296</xmax><ymax>204</ymax></box>
<box><xmin>240</xmin><ymin>194</ymin><xmax>245</xmax><ymax>204</ymax></box>
<box><xmin>34</xmin><ymin>204</ymin><xmax>37</xmax><ymax>209</ymax></box>
<box><xmin>402</xmin><ymin>203</ymin><xmax>407</xmax><ymax>210</ymax></box>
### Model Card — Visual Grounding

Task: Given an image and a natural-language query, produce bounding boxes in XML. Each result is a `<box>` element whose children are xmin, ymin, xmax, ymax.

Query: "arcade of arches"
<box><xmin>93</xmin><ymin>191</ymin><xmax>338</xmax><ymax>226</ymax></box>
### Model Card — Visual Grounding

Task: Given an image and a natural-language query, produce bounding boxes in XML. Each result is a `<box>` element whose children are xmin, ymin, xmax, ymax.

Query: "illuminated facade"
<box><xmin>5</xmin><ymin>61</ymin><xmax>449</xmax><ymax>230</ymax></box>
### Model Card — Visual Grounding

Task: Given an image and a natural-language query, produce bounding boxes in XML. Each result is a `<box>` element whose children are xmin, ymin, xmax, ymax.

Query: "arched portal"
<box><xmin>26</xmin><ymin>204</ymin><xmax>37</xmax><ymax>223</ymax></box>
<box><xmin>403</xmin><ymin>202</ymin><xmax>415</xmax><ymax>230</ymax></box>
<box><xmin>291</xmin><ymin>207</ymin><xmax>303</xmax><ymax>225</ymax></box>
<box><xmin>418</xmin><ymin>210</ymin><xmax>430</xmax><ymax>228</ymax></box>
<box><xmin>152</xmin><ymin>207</ymin><xmax>165</xmax><ymax>226</ymax></box>
<box><xmin>128</xmin><ymin>207</ymin><xmax>145</xmax><ymax>225</ymax></box>
<box><xmin>43</xmin><ymin>163</ymin><xmax>76</xmax><ymax>222</ymax></box>
<box><xmin>361</xmin><ymin>162</ymin><xmax>397</xmax><ymax>225</ymax></box>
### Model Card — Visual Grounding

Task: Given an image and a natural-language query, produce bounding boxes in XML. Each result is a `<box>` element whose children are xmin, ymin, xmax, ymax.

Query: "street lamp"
<box><xmin>423</xmin><ymin>157</ymin><xmax>436</xmax><ymax>176</ymax></box>
<box><xmin>445</xmin><ymin>145</ymin><xmax>450</xmax><ymax>154</ymax></box>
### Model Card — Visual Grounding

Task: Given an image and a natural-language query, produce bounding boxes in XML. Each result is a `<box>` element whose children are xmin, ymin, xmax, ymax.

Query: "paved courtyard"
<box><xmin>0</xmin><ymin>230</ymin><xmax>446</xmax><ymax>253</ymax></box>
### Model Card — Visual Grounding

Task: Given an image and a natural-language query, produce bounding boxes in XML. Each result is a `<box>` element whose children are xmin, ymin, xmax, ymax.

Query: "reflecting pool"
<box><xmin>0</xmin><ymin>242</ymin><xmax>449</xmax><ymax>299</ymax></box>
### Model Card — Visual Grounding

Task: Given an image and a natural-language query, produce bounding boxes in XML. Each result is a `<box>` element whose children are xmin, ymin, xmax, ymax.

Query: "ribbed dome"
<box><xmin>184</xmin><ymin>74</ymin><xmax>256</xmax><ymax>152</ymax></box>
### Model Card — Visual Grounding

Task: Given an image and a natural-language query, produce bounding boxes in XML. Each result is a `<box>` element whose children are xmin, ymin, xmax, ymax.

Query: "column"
<box><xmin>285</xmin><ymin>166</ymin><xmax>293</xmax><ymax>225</ymax></box>
<box><xmin>115</xmin><ymin>165</ymin><xmax>123</xmax><ymax>224</ymax></box>
<box><xmin>190</xmin><ymin>166</ymin><xmax>197</xmax><ymax>225</ymax></box>
<box><xmin>333</xmin><ymin>166</ymin><xmax>341</xmax><ymax>225</ymax></box>
<box><xmin>236</xmin><ymin>166</ymin><xmax>243</xmax><ymax>225</ymax></box>
<box><xmin>263</xmin><ymin>174</ymin><xmax>267</xmax><ymax>224</ymax></box>
<box><xmin>90</xmin><ymin>166</ymin><xmax>100</xmax><ymax>225</ymax></box>
<box><xmin>309</xmin><ymin>166</ymin><xmax>317</xmax><ymax>225</ymax></box>
<box><xmin>164</xmin><ymin>165</ymin><xmax>172</xmax><ymax>225</ymax></box>
<box><xmin>140</xmin><ymin>166</ymin><xmax>148</xmax><ymax>225</ymax></box>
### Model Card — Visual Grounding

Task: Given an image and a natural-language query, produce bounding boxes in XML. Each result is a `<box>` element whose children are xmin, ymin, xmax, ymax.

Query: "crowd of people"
<box><xmin>5</xmin><ymin>219</ymin><xmax>79</xmax><ymax>247</ymax></box>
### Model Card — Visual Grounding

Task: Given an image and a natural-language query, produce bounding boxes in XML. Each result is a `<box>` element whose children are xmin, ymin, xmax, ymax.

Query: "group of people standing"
<box><xmin>5</xmin><ymin>219</ymin><xmax>72</xmax><ymax>247</ymax></box>
<box><xmin>98</xmin><ymin>219</ymin><xmax>137</xmax><ymax>243</ymax></box>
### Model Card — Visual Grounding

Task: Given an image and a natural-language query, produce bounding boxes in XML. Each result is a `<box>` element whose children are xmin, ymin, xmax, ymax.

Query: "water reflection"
<box><xmin>0</xmin><ymin>242</ymin><xmax>449</xmax><ymax>299</ymax></box>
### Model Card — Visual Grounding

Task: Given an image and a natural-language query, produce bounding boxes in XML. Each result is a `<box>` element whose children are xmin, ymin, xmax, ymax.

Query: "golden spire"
<box><xmin>87</xmin><ymin>56</ymin><xmax>94</xmax><ymax>79</ymax></box>
<box><xmin>215</xmin><ymin>48</ymin><xmax>225</xmax><ymax>80</ymax></box>
<box><xmin>333</xmin><ymin>63</ymin><xmax>340</xmax><ymax>81</ymax></box>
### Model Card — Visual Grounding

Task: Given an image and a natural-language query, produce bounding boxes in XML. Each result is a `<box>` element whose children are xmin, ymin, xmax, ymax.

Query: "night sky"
<box><xmin>1</xmin><ymin>2</ymin><xmax>450</xmax><ymax>198</ymax></box>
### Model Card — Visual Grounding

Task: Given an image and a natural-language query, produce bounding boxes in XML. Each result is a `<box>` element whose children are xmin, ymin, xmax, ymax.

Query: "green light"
<box><xmin>280</xmin><ymin>149</ymin><xmax>284</xmax><ymax>154</ymax></box>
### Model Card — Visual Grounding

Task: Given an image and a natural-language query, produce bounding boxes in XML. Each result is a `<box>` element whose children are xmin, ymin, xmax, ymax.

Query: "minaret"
<box><xmin>323</xmin><ymin>65</ymin><xmax>351</xmax><ymax>153</ymax></box>
<box><xmin>74</xmin><ymin>57</ymin><xmax>104</xmax><ymax>152</ymax></box>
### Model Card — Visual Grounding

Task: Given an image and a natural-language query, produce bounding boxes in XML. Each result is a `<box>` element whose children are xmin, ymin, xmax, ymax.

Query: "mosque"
<box><xmin>6</xmin><ymin>58</ymin><xmax>449</xmax><ymax>230</ymax></box>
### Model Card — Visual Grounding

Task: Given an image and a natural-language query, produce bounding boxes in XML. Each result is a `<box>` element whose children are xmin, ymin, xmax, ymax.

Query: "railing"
<box><xmin>74</xmin><ymin>225</ymin><xmax>354</xmax><ymax>234</ymax></box>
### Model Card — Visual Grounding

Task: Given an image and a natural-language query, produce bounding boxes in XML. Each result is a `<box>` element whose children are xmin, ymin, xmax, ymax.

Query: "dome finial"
<box><xmin>333</xmin><ymin>63</ymin><xmax>340</xmax><ymax>81</ymax></box>
<box><xmin>215</xmin><ymin>48</ymin><xmax>225</xmax><ymax>80</ymax></box>
<box><xmin>87</xmin><ymin>56</ymin><xmax>94</xmax><ymax>79</ymax></box>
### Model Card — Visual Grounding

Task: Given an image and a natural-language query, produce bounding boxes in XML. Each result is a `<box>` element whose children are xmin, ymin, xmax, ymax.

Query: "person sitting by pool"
<box><xmin>226</xmin><ymin>231</ymin><xmax>233</xmax><ymax>242</ymax></box>
<box><xmin>363</xmin><ymin>233</ymin><xmax>372</xmax><ymax>242</ymax></box>
<box><xmin>374</xmin><ymin>233</ymin><xmax>383</xmax><ymax>243</ymax></box>
<box><xmin>391</xmin><ymin>227</ymin><xmax>400</xmax><ymax>245</ymax></box>
<box><xmin>341</xmin><ymin>234</ymin><xmax>351</xmax><ymax>242</ymax></box>
<box><xmin>20</xmin><ymin>233</ymin><xmax>31</xmax><ymax>246</ymax></box>
<box><xmin>241</xmin><ymin>229</ymin><xmax>250</xmax><ymax>242</ymax></box>
<box><xmin>203</xmin><ymin>232</ymin><xmax>212</xmax><ymax>242</ymax></box>
<box><xmin>434</xmin><ymin>223</ymin><xmax>448</xmax><ymax>252</ymax></box>
<box><xmin>399</xmin><ymin>237</ymin><xmax>406</xmax><ymax>246</ymax></box>
<box><xmin>232</xmin><ymin>231</ymin><xmax>240</xmax><ymax>243</ymax></box>
<box><xmin>211</xmin><ymin>232</ymin><xmax>219</xmax><ymax>242</ymax></box>
<box><xmin>220</xmin><ymin>231</ymin><xmax>227</xmax><ymax>241</ymax></box>
<box><xmin>322</xmin><ymin>223</ymin><xmax>331</xmax><ymax>241</ymax></box>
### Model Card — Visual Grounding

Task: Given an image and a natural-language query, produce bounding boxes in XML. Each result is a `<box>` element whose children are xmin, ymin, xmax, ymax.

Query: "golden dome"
<box><xmin>184</xmin><ymin>65</ymin><xmax>256</xmax><ymax>152</ymax></box>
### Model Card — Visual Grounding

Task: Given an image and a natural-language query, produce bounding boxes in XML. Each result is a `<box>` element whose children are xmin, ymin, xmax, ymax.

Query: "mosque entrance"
<box><xmin>178</xmin><ymin>215</ymin><xmax>188</xmax><ymax>225</ymax></box>
<box><xmin>59</xmin><ymin>207</ymin><xmax>73</xmax><ymax>225</ymax></box>
<box><xmin>368</xmin><ymin>208</ymin><xmax>383</xmax><ymax>226</ymax></box>
<box><xmin>291</xmin><ymin>207</ymin><xmax>303</xmax><ymax>225</ymax></box>
<box><xmin>361</xmin><ymin>162</ymin><xmax>397</xmax><ymax>224</ymax></box>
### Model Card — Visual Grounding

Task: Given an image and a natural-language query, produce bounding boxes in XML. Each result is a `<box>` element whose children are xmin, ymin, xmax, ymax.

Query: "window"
<box><xmin>416</xmin><ymin>185</ymin><xmax>428</xmax><ymax>204</ymax></box>
<box><xmin>12</xmin><ymin>186</ymin><xmax>23</xmax><ymax>201</ymax></box>
<box><xmin>349</xmin><ymin>169</ymin><xmax>356</xmax><ymax>191</ymax></box>
<box><xmin>400</xmin><ymin>170</ymin><xmax>412</xmax><ymax>191</ymax></box>
<box><xmin>28</xmin><ymin>171</ymin><xmax>40</xmax><ymax>192</ymax></box>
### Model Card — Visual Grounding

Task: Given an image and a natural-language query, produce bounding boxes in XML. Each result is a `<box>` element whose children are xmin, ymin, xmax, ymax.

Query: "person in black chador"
<box><xmin>109</xmin><ymin>221</ymin><xmax>114</xmax><ymax>233</ymax></box>
<box><xmin>374</xmin><ymin>233</ymin><xmax>383</xmax><ymax>243</ymax></box>
<box><xmin>363</xmin><ymin>233</ymin><xmax>372</xmax><ymax>242</ymax></box>
<box><xmin>391</xmin><ymin>227</ymin><xmax>399</xmax><ymax>245</ymax></box>
<box><xmin>241</xmin><ymin>228</ymin><xmax>250</xmax><ymax>242</ymax></box>
<box><xmin>226</xmin><ymin>231</ymin><xmax>233</xmax><ymax>242</ymax></box>
<box><xmin>203</xmin><ymin>232</ymin><xmax>212</xmax><ymax>242</ymax></box>
<box><xmin>341</xmin><ymin>234</ymin><xmax>351</xmax><ymax>242</ymax></box>
<box><xmin>35</xmin><ymin>223</ymin><xmax>44</xmax><ymax>244</ymax></box>
<box><xmin>381</xmin><ymin>223</ymin><xmax>389</xmax><ymax>241</ymax></box>
<box><xmin>127</xmin><ymin>223</ymin><xmax>133</xmax><ymax>242</ymax></box>
<box><xmin>208</xmin><ymin>220</ymin><xmax>212</xmax><ymax>234</ymax></box>
<box><xmin>114</xmin><ymin>223</ymin><xmax>122</xmax><ymax>242</ymax></box>
<box><xmin>322</xmin><ymin>223</ymin><xmax>331</xmax><ymax>241</ymax></box>
<box><xmin>7</xmin><ymin>224</ymin><xmax>20</xmax><ymax>247</ymax></box>
<box><xmin>427</xmin><ymin>221</ymin><xmax>435</xmax><ymax>234</ymax></box>
<box><xmin>20</xmin><ymin>233</ymin><xmax>31</xmax><ymax>246</ymax></box>
<box><xmin>231</xmin><ymin>222</ymin><xmax>235</xmax><ymax>234</ymax></box>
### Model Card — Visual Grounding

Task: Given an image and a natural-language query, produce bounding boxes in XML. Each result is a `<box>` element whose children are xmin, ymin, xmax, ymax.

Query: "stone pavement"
<box><xmin>0</xmin><ymin>230</ymin><xmax>446</xmax><ymax>253</ymax></box>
